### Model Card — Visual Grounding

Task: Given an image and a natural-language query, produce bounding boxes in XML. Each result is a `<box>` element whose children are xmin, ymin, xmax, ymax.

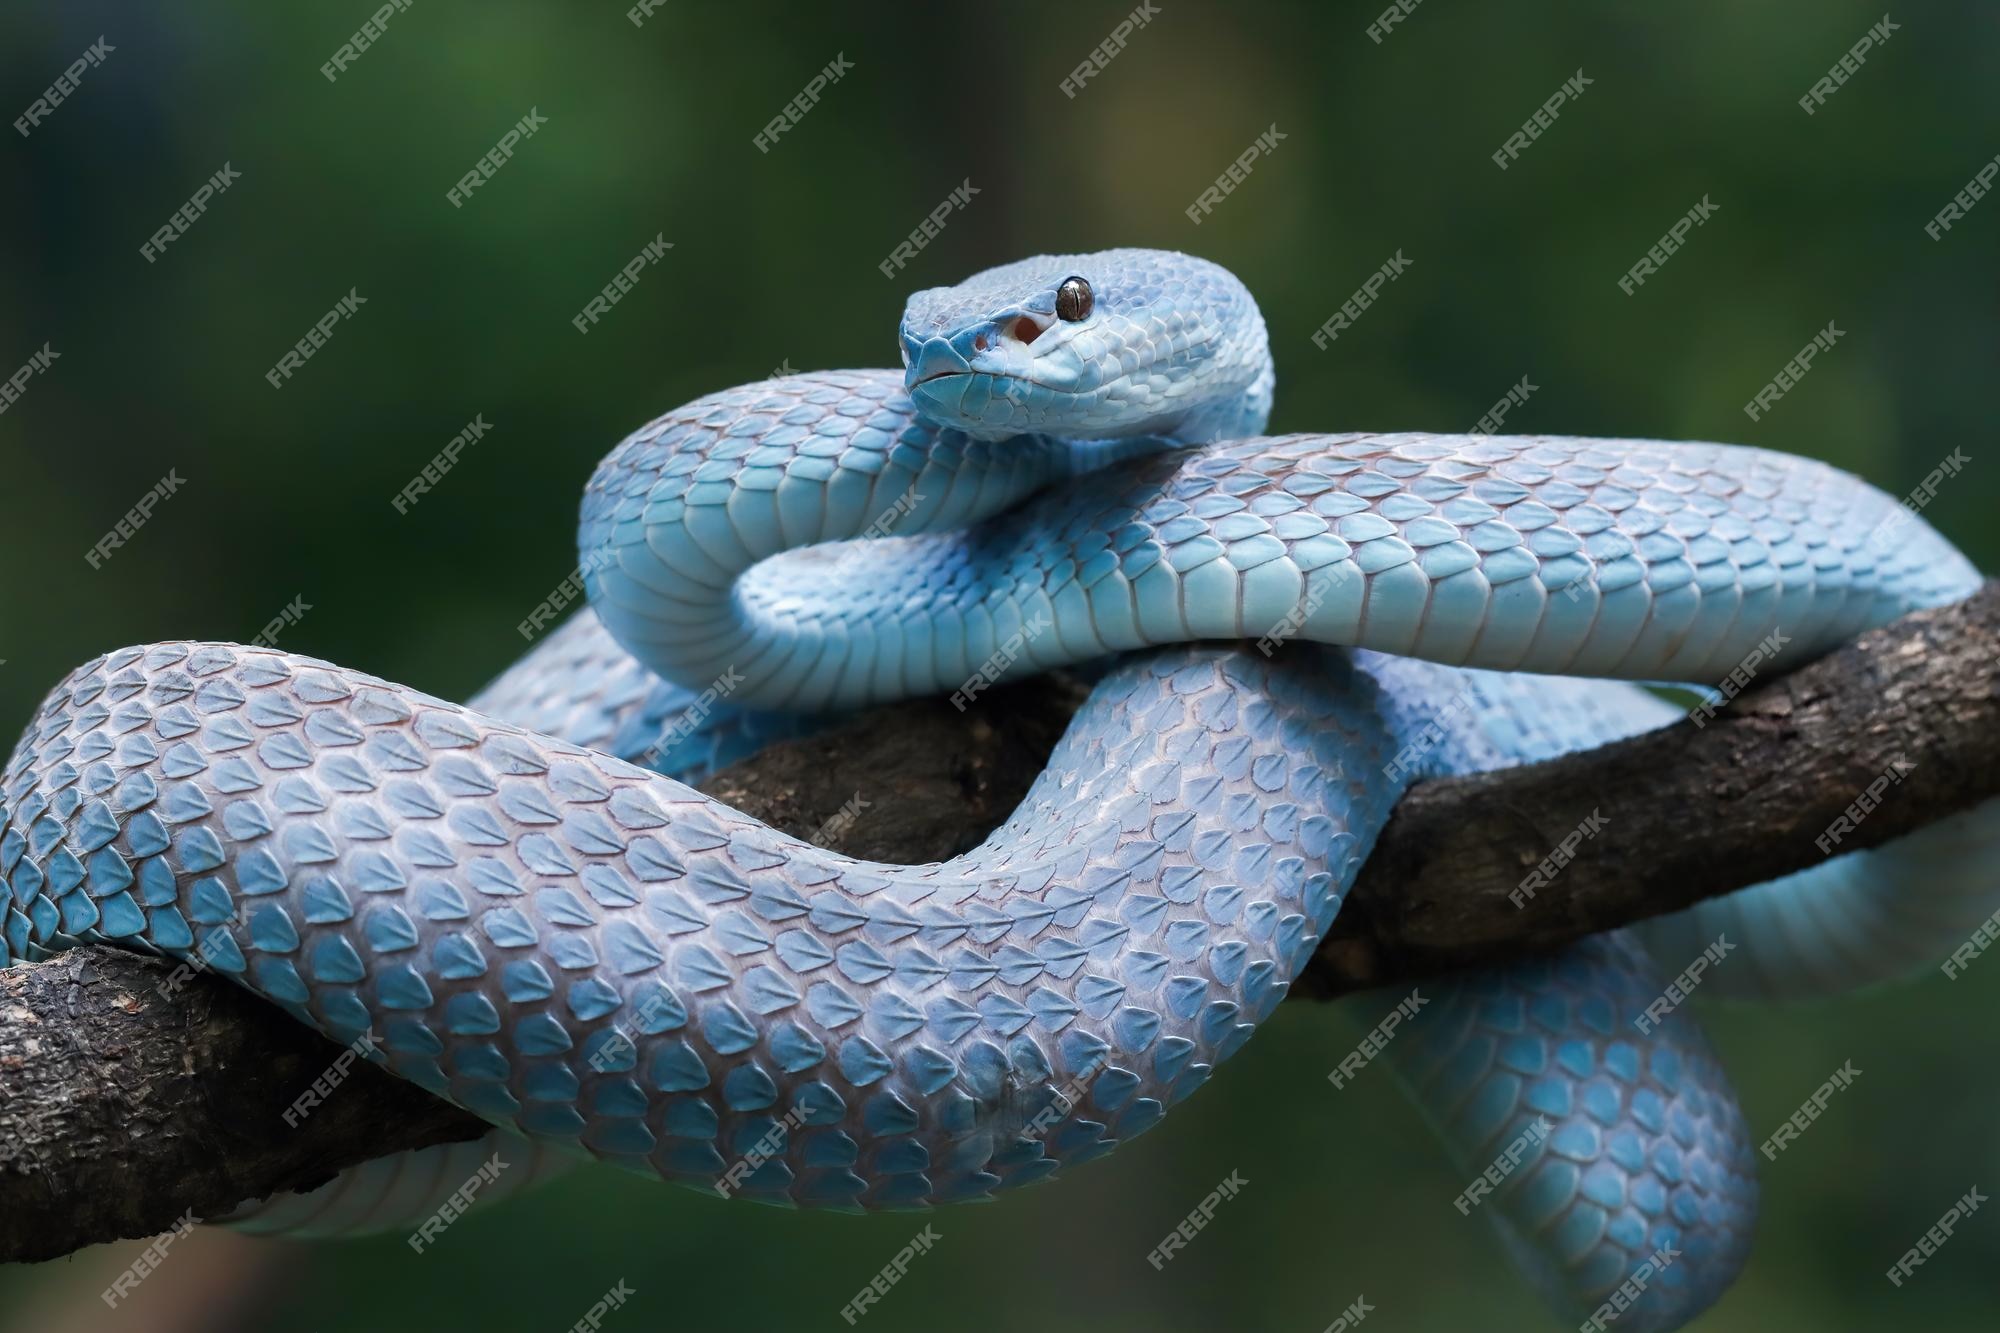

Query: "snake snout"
<box><xmin>900</xmin><ymin>319</ymin><xmax>1058</xmax><ymax>440</ymax></box>
<box><xmin>902</xmin><ymin>331</ymin><xmax>973</xmax><ymax>388</ymax></box>
<box><xmin>902</xmin><ymin>316</ymin><xmax>1047</xmax><ymax>384</ymax></box>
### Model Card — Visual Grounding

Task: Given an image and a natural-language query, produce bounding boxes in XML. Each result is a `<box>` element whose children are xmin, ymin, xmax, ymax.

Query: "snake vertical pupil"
<box><xmin>1055</xmin><ymin>276</ymin><xmax>1093</xmax><ymax>321</ymax></box>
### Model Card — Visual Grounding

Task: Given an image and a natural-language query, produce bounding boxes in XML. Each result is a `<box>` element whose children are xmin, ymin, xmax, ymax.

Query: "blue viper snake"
<box><xmin>3</xmin><ymin>249</ymin><xmax>1992</xmax><ymax>1330</ymax></box>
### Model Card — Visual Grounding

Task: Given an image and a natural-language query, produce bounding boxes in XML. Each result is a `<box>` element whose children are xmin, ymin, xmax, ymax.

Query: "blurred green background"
<box><xmin>2</xmin><ymin>1</ymin><xmax>1997</xmax><ymax>1329</ymax></box>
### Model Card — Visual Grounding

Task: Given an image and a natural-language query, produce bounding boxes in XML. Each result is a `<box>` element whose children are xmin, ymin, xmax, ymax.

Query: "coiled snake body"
<box><xmin>4</xmin><ymin>250</ymin><xmax>1991</xmax><ymax>1331</ymax></box>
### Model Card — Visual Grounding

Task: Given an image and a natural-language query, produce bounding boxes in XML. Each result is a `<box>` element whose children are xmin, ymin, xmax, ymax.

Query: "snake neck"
<box><xmin>580</xmin><ymin>370</ymin><xmax>1054</xmax><ymax>712</ymax></box>
<box><xmin>1130</xmin><ymin>295</ymin><xmax>1273</xmax><ymax>447</ymax></box>
<box><xmin>578</xmin><ymin>337</ymin><xmax>1278</xmax><ymax>715</ymax></box>
<box><xmin>1170</xmin><ymin>352</ymin><xmax>1275</xmax><ymax>449</ymax></box>
<box><xmin>577</xmin><ymin>369</ymin><xmax>1171</xmax><ymax>713</ymax></box>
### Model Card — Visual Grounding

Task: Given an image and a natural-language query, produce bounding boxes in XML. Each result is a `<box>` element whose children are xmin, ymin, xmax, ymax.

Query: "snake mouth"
<box><xmin>910</xmin><ymin>367</ymin><xmax>1021</xmax><ymax>395</ymax></box>
<box><xmin>912</xmin><ymin>367</ymin><xmax>1068</xmax><ymax>392</ymax></box>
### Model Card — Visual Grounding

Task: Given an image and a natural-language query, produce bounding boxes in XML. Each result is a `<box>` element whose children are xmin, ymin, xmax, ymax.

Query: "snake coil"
<box><xmin>4</xmin><ymin>249</ymin><xmax>1991</xmax><ymax>1331</ymax></box>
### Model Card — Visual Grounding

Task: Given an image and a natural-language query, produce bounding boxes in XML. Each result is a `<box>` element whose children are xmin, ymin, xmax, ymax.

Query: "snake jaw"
<box><xmin>900</xmin><ymin>308</ymin><xmax>1144</xmax><ymax>441</ymax></box>
<box><xmin>900</xmin><ymin>315</ymin><xmax>1070</xmax><ymax>439</ymax></box>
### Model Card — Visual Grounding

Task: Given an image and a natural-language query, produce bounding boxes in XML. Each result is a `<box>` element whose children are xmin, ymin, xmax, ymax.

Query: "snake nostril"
<box><xmin>972</xmin><ymin>332</ymin><xmax>989</xmax><ymax>352</ymax></box>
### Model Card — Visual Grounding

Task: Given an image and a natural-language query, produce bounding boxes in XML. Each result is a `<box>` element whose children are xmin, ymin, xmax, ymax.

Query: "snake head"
<box><xmin>899</xmin><ymin>247</ymin><xmax>1270</xmax><ymax>442</ymax></box>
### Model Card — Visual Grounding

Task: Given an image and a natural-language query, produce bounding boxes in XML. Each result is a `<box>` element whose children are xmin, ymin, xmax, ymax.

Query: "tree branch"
<box><xmin>1308</xmin><ymin>581</ymin><xmax>2000</xmax><ymax>994</ymax></box>
<box><xmin>3</xmin><ymin>584</ymin><xmax>1994</xmax><ymax>1263</ymax></box>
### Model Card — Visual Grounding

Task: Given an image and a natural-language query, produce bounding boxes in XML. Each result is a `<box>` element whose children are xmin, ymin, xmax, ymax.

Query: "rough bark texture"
<box><xmin>1</xmin><ymin>584</ymin><xmax>1993</xmax><ymax>1263</ymax></box>
<box><xmin>698</xmin><ymin>674</ymin><xmax>1092</xmax><ymax>864</ymax></box>
<box><xmin>1307</xmin><ymin>581</ymin><xmax>2000</xmax><ymax>995</ymax></box>
<box><xmin>0</xmin><ymin>949</ymin><xmax>481</xmax><ymax>1264</ymax></box>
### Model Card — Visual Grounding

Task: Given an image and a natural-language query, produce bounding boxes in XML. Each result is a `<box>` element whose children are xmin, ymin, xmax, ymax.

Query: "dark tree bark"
<box><xmin>0</xmin><ymin>949</ymin><xmax>479</xmax><ymax>1264</ymax></box>
<box><xmin>1309</xmin><ymin>582</ymin><xmax>2000</xmax><ymax>994</ymax></box>
<box><xmin>2</xmin><ymin>584</ymin><xmax>1993</xmax><ymax>1264</ymax></box>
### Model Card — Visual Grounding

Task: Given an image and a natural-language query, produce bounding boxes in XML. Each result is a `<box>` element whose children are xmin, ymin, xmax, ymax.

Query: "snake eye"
<box><xmin>1055</xmin><ymin>276</ymin><xmax>1093</xmax><ymax>322</ymax></box>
